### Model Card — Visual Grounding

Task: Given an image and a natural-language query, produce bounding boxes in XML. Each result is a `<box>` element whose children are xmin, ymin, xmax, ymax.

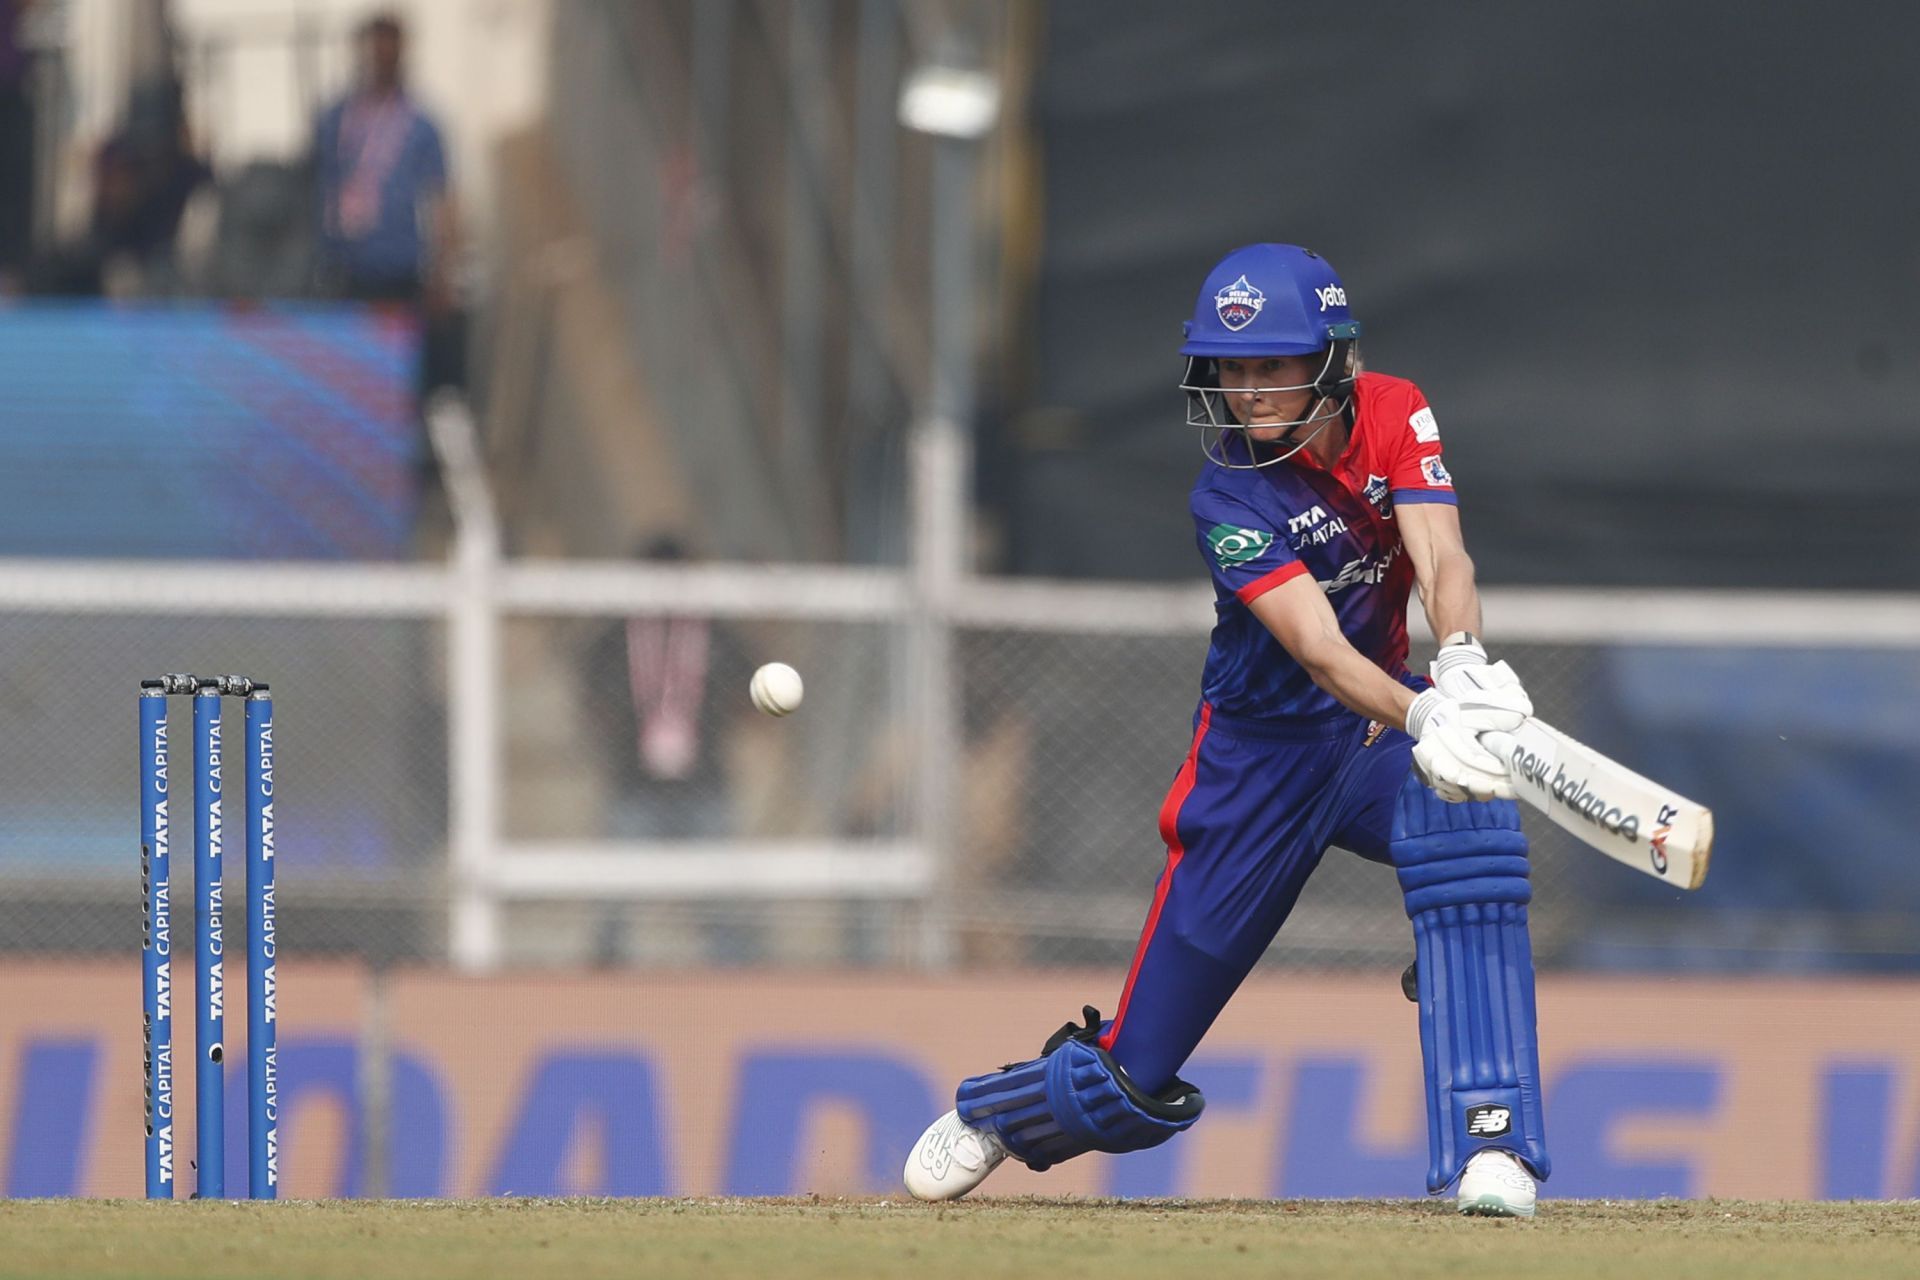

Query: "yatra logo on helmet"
<box><xmin>1314</xmin><ymin>284</ymin><xmax>1348</xmax><ymax>312</ymax></box>
<box><xmin>1206</xmin><ymin>523</ymin><xmax>1273</xmax><ymax>568</ymax></box>
<box><xmin>1213</xmin><ymin>275</ymin><xmax>1266</xmax><ymax>331</ymax></box>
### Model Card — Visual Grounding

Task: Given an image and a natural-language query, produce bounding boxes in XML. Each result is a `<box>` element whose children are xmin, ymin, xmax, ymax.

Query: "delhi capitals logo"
<box><xmin>1214</xmin><ymin>275</ymin><xmax>1265</xmax><ymax>331</ymax></box>
<box><xmin>1362</xmin><ymin>473</ymin><xmax>1394</xmax><ymax>518</ymax></box>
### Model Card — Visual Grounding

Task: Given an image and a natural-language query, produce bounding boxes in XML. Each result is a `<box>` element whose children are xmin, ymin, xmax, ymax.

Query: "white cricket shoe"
<box><xmin>903</xmin><ymin>1109</ymin><xmax>1007</xmax><ymax>1202</ymax></box>
<box><xmin>1457</xmin><ymin>1149</ymin><xmax>1537</xmax><ymax>1218</ymax></box>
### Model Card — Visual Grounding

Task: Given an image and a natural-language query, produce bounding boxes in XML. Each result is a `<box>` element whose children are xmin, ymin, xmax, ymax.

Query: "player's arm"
<box><xmin>1397</xmin><ymin>501</ymin><xmax>1481</xmax><ymax>641</ymax></box>
<box><xmin>1398</xmin><ymin>497</ymin><xmax>1533</xmax><ymax>735</ymax></box>
<box><xmin>1247</xmin><ymin>576</ymin><xmax>1417</xmax><ymax>728</ymax></box>
<box><xmin>1248</xmin><ymin>576</ymin><xmax>1512</xmax><ymax>801</ymax></box>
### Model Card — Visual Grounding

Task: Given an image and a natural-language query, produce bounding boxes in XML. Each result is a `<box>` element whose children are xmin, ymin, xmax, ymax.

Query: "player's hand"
<box><xmin>1406</xmin><ymin>688</ymin><xmax>1516</xmax><ymax>803</ymax></box>
<box><xmin>1430</xmin><ymin>632</ymin><xmax>1532</xmax><ymax>732</ymax></box>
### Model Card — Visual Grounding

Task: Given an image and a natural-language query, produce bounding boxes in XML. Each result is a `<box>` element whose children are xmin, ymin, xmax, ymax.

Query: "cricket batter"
<box><xmin>905</xmin><ymin>244</ymin><xmax>1548</xmax><ymax>1216</ymax></box>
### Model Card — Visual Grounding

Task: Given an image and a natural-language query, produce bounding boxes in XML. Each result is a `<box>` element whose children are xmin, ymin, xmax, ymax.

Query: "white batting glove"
<box><xmin>1430</xmin><ymin>632</ymin><xmax>1532</xmax><ymax>731</ymax></box>
<box><xmin>1406</xmin><ymin>688</ymin><xmax>1517</xmax><ymax>803</ymax></box>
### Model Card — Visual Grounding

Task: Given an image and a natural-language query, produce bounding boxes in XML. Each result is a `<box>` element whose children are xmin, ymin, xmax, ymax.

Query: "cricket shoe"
<box><xmin>1456</xmin><ymin>1149</ymin><xmax>1537</xmax><ymax>1218</ymax></box>
<box><xmin>903</xmin><ymin>1109</ymin><xmax>1007</xmax><ymax>1201</ymax></box>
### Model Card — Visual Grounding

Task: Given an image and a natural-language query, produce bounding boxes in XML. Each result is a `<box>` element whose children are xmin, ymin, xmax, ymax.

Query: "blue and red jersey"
<box><xmin>1191</xmin><ymin>372</ymin><xmax>1456</xmax><ymax>721</ymax></box>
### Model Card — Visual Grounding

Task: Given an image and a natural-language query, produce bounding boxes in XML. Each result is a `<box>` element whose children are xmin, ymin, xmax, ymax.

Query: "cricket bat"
<box><xmin>1494</xmin><ymin>719</ymin><xmax>1713</xmax><ymax>890</ymax></box>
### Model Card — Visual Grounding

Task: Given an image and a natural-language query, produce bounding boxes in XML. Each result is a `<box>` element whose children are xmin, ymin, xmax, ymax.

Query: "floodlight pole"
<box><xmin>901</xmin><ymin>55</ymin><xmax>1000</xmax><ymax>968</ymax></box>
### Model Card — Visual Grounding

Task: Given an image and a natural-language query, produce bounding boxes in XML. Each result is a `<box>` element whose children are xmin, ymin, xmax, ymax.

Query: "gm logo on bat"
<box><xmin>1649</xmin><ymin>803</ymin><xmax>1678</xmax><ymax>875</ymax></box>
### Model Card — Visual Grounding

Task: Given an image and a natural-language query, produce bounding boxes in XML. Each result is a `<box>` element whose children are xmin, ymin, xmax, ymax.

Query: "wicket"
<box><xmin>140</xmin><ymin>674</ymin><xmax>278</xmax><ymax>1200</ymax></box>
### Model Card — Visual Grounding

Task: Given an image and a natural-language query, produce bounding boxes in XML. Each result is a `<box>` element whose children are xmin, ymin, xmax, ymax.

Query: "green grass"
<box><xmin>2</xmin><ymin>1197</ymin><xmax>1917</xmax><ymax>1280</ymax></box>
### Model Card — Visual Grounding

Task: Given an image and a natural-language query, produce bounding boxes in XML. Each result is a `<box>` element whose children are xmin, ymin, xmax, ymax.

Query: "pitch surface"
<box><xmin>2</xmin><ymin>1197</ymin><xmax>1915</xmax><ymax>1279</ymax></box>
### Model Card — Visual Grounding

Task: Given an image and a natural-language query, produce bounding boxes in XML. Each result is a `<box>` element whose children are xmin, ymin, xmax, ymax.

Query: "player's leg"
<box><xmin>1095</xmin><ymin>763</ymin><xmax>1332</xmax><ymax>1096</ymax></box>
<box><xmin>1334</xmin><ymin>732</ymin><xmax>1547</xmax><ymax>1217</ymax></box>
<box><xmin>905</xmin><ymin>713</ymin><xmax>1356</xmax><ymax>1200</ymax></box>
<box><xmin>1395</xmin><ymin>775</ymin><xmax>1548</xmax><ymax>1200</ymax></box>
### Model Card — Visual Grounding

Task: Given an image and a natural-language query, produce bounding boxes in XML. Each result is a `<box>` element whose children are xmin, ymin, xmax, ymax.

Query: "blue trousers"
<box><xmin>1100</xmin><ymin>702</ymin><xmax>1416</xmax><ymax>1094</ymax></box>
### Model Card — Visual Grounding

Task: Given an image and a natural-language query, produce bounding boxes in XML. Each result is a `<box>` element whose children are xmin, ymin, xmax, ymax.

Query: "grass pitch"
<box><xmin>2</xmin><ymin>1197</ymin><xmax>1916</xmax><ymax>1280</ymax></box>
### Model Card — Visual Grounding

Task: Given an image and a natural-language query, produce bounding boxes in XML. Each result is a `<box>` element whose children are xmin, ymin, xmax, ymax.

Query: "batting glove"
<box><xmin>1430</xmin><ymin>632</ymin><xmax>1532</xmax><ymax>731</ymax></box>
<box><xmin>1406</xmin><ymin>687</ymin><xmax>1516</xmax><ymax>804</ymax></box>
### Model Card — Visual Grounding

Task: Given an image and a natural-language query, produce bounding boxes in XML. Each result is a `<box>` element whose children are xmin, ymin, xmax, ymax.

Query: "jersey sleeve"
<box><xmin>1385</xmin><ymin>386</ymin><xmax>1458</xmax><ymax>507</ymax></box>
<box><xmin>1191</xmin><ymin>490</ymin><xmax>1310</xmax><ymax>604</ymax></box>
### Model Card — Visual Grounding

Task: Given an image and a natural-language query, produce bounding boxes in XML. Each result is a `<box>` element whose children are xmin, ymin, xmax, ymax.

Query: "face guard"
<box><xmin>1180</xmin><ymin>329</ymin><xmax>1361</xmax><ymax>469</ymax></box>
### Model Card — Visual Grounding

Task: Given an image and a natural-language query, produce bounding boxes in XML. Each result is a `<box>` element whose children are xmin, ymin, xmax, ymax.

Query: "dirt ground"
<box><xmin>4</xmin><ymin>1196</ymin><xmax>1918</xmax><ymax>1280</ymax></box>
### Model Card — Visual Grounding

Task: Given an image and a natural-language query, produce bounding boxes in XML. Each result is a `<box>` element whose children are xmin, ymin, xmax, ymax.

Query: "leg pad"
<box><xmin>1394</xmin><ymin>776</ymin><xmax>1549</xmax><ymax>1191</ymax></box>
<box><xmin>955</xmin><ymin>1007</ymin><xmax>1204</xmax><ymax>1171</ymax></box>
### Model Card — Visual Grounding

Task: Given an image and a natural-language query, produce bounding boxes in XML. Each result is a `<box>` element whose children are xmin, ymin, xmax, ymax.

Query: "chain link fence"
<box><xmin>947</xmin><ymin>631</ymin><xmax>1608</xmax><ymax>971</ymax></box>
<box><xmin>488</xmin><ymin>611</ymin><xmax>917</xmax><ymax>969</ymax></box>
<box><xmin>10</xmin><ymin>579</ymin><xmax>1883</xmax><ymax>974</ymax></box>
<box><xmin>0</xmin><ymin>608</ymin><xmax>446</xmax><ymax>962</ymax></box>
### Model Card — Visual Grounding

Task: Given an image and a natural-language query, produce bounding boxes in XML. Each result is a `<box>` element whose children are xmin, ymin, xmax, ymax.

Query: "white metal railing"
<box><xmin>5</xmin><ymin>560</ymin><xmax>1913</xmax><ymax>646</ymax></box>
<box><xmin>3</xmin><ymin>395</ymin><xmax>1914</xmax><ymax>968</ymax></box>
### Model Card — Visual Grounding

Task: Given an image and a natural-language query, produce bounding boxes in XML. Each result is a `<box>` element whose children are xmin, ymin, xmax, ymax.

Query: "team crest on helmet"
<box><xmin>1214</xmin><ymin>275</ymin><xmax>1266</xmax><ymax>331</ymax></box>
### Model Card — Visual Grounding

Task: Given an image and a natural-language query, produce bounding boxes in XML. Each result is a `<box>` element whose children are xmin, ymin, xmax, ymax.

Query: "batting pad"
<box><xmin>1393</xmin><ymin>778</ymin><xmax>1549</xmax><ymax>1191</ymax></box>
<box><xmin>956</xmin><ymin>1021</ymin><xmax>1204</xmax><ymax>1171</ymax></box>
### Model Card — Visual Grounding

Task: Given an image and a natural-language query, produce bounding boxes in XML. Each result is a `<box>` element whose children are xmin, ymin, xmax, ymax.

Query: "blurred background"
<box><xmin>1</xmin><ymin>0</ymin><xmax>1918</xmax><ymax>1202</ymax></box>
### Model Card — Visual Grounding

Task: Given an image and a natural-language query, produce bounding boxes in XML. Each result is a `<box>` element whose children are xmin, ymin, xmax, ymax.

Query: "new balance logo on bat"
<box><xmin>1502</xmin><ymin>720</ymin><xmax>1713</xmax><ymax>891</ymax></box>
<box><xmin>1507</xmin><ymin>744</ymin><xmax>1648</xmax><ymax>848</ymax></box>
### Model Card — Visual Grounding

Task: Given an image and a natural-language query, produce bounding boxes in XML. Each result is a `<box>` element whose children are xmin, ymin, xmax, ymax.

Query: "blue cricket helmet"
<box><xmin>1178</xmin><ymin>244</ymin><xmax>1364</xmax><ymax>468</ymax></box>
<box><xmin>1180</xmin><ymin>243</ymin><xmax>1360</xmax><ymax>356</ymax></box>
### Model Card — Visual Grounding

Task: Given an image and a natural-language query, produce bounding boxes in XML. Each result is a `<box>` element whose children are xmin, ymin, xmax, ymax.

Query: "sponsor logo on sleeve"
<box><xmin>1206</xmin><ymin>523</ymin><xmax>1274</xmax><ymax>568</ymax></box>
<box><xmin>1213</xmin><ymin>276</ymin><xmax>1266</xmax><ymax>331</ymax></box>
<box><xmin>1409</xmin><ymin>406</ymin><xmax>1440</xmax><ymax>443</ymax></box>
<box><xmin>1420</xmin><ymin>455</ymin><xmax>1453</xmax><ymax>488</ymax></box>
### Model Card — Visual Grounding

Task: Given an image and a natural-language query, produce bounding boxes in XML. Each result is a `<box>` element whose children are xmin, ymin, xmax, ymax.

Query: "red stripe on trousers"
<box><xmin>1100</xmin><ymin>702</ymin><xmax>1213</xmax><ymax>1050</ymax></box>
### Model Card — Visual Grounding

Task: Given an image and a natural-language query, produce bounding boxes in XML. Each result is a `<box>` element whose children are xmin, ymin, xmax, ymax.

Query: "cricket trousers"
<box><xmin>1098</xmin><ymin>701</ymin><xmax>1417</xmax><ymax>1093</ymax></box>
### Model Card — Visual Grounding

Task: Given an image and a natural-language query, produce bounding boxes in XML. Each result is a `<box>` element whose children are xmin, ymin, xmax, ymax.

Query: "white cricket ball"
<box><xmin>749</xmin><ymin>662</ymin><xmax>805</xmax><ymax>716</ymax></box>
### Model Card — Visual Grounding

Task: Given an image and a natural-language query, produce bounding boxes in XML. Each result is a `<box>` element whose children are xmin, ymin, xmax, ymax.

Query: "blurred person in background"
<box><xmin>583</xmin><ymin>537</ymin><xmax>759</xmax><ymax>966</ymax></box>
<box><xmin>22</xmin><ymin>71</ymin><xmax>210</xmax><ymax>296</ymax></box>
<box><xmin>0</xmin><ymin>0</ymin><xmax>32</xmax><ymax>292</ymax></box>
<box><xmin>313</xmin><ymin>11</ymin><xmax>462</xmax><ymax>387</ymax></box>
<box><xmin>906</xmin><ymin>245</ymin><xmax>1548</xmax><ymax>1217</ymax></box>
<box><xmin>586</xmin><ymin>538</ymin><xmax>742</xmax><ymax>846</ymax></box>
